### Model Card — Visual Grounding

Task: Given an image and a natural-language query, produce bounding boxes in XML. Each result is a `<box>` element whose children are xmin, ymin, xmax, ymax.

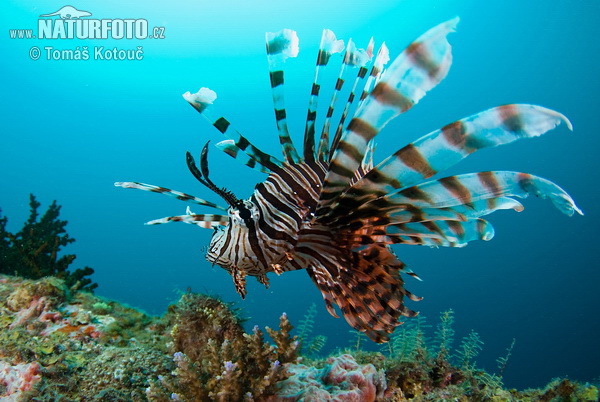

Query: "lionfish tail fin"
<box><xmin>303</xmin><ymin>29</ymin><xmax>344</xmax><ymax>162</ymax></box>
<box><xmin>318</xmin><ymin>18</ymin><xmax>459</xmax><ymax>212</ymax></box>
<box><xmin>183</xmin><ymin>88</ymin><xmax>282</xmax><ymax>173</ymax></box>
<box><xmin>266</xmin><ymin>29</ymin><xmax>302</xmax><ymax>163</ymax></box>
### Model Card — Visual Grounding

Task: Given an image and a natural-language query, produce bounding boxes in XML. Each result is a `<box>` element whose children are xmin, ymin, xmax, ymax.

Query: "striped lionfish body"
<box><xmin>116</xmin><ymin>19</ymin><xmax>582</xmax><ymax>342</ymax></box>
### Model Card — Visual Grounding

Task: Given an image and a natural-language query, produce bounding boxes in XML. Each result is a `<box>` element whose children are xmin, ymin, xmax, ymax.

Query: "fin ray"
<box><xmin>114</xmin><ymin>181</ymin><xmax>227</xmax><ymax>211</ymax></box>
<box><xmin>266</xmin><ymin>29</ymin><xmax>302</xmax><ymax>163</ymax></box>
<box><xmin>183</xmin><ymin>88</ymin><xmax>282</xmax><ymax>172</ymax></box>
<box><xmin>318</xmin><ymin>18</ymin><xmax>459</xmax><ymax>212</ymax></box>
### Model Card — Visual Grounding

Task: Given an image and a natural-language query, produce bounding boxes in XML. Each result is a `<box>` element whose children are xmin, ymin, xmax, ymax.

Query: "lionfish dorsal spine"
<box><xmin>317</xmin><ymin>18</ymin><xmax>459</xmax><ymax>215</ymax></box>
<box><xmin>329</xmin><ymin>37</ymin><xmax>375</xmax><ymax>161</ymax></box>
<box><xmin>183</xmin><ymin>88</ymin><xmax>282</xmax><ymax>173</ymax></box>
<box><xmin>357</xmin><ymin>41</ymin><xmax>390</xmax><ymax>109</ymax></box>
<box><xmin>302</xmin><ymin>29</ymin><xmax>345</xmax><ymax>162</ymax></box>
<box><xmin>317</xmin><ymin>38</ymin><xmax>376</xmax><ymax>162</ymax></box>
<box><xmin>214</xmin><ymin>140</ymin><xmax>269</xmax><ymax>174</ymax></box>
<box><xmin>265</xmin><ymin>29</ymin><xmax>301</xmax><ymax>164</ymax></box>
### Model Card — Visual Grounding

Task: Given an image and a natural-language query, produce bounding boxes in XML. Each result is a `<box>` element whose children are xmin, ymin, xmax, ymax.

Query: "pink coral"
<box><xmin>275</xmin><ymin>354</ymin><xmax>387</xmax><ymax>401</ymax></box>
<box><xmin>0</xmin><ymin>361</ymin><xmax>41</xmax><ymax>399</ymax></box>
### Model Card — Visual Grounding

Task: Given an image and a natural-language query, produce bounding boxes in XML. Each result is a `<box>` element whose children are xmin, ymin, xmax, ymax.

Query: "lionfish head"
<box><xmin>206</xmin><ymin>199</ymin><xmax>261</xmax><ymax>269</ymax></box>
<box><xmin>185</xmin><ymin>142</ymin><xmax>260</xmax><ymax>271</ymax></box>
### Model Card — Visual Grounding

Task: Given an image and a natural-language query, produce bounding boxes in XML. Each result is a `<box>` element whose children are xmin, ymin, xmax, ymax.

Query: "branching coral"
<box><xmin>0</xmin><ymin>195</ymin><xmax>97</xmax><ymax>292</ymax></box>
<box><xmin>147</xmin><ymin>293</ymin><xmax>300</xmax><ymax>400</ymax></box>
<box><xmin>266</xmin><ymin>312</ymin><xmax>300</xmax><ymax>364</ymax></box>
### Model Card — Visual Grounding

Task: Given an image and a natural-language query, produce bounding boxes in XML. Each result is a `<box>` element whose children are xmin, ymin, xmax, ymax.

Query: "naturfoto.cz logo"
<box><xmin>9</xmin><ymin>5</ymin><xmax>166</xmax><ymax>61</ymax></box>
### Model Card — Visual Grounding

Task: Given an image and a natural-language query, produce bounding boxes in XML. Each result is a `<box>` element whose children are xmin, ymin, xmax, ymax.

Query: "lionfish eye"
<box><xmin>185</xmin><ymin>141</ymin><xmax>240</xmax><ymax>208</ymax></box>
<box><xmin>238</xmin><ymin>205</ymin><xmax>251</xmax><ymax>220</ymax></box>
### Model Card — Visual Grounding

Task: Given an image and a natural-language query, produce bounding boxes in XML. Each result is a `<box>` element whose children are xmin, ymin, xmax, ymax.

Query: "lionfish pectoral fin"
<box><xmin>336</xmin><ymin>104</ymin><xmax>573</xmax><ymax>208</ymax></box>
<box><xmin>379</xmin><ymin>218</ymin><xmax>496</xmax><ymax>248</ymax></box>
<box><xmin>329</xmin><ymin>168</ymin><xmax>580</xmax><ymax>233</ymax></box>
<box><xmin>319</xmin><ymin>18</ymin><xmax>459</xmax><ymax>212</ymax></box>
<box><xmin>379</xmin><ymin>171</ymin><xmax>582</xmax><ymax>217</ymax></box>
<box><xmin>332</xmin><ymin>196</ymin><xmax>524</xmax><ymax>231</ymax></box>
<box><xmin>114</xmin><ymin>181</ymin><xmax>227</xmax><ymax>211</ymax></box>
<box><xmin>144</xmin><ymin>214</ymin><xmax>228</xmax><ymax>228</ymax></box>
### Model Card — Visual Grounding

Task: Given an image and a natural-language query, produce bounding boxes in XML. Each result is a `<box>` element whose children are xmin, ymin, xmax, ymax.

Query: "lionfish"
<box><xmin>116</xmin><ymin>18</ymin><xmax>582</xmax><ymax>342</ymax></box>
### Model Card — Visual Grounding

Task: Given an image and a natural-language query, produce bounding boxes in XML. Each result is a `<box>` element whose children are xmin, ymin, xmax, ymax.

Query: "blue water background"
<box><xmin>1</xmin><ymin>0</ymin><xmax>599</xmax><ymax>389</ymax></box>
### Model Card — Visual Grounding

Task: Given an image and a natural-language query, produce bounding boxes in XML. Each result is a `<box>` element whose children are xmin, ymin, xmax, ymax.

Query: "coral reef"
<box><xmin>524</xmin><ymin>378</ymin><xmax>599</xmax><ymax>401</ymax></box>
<box><xmin>0</xmin><ymin>274</ymin><xmax>596</xmax><ymax>401</ymax></box>
<box><xmin>329</xmin><ymin>310</ymin><xmax>599</xmax><ymax>401</ymax></box>
<box><xmin>0</xmin><ymin>274</ymin><xmax>172</xmax><ymax>400</ymax></box>
<box><xmin>0</xmin><ymin>195</ymin><xmax>97</xmax><ymax>292</ymax></box>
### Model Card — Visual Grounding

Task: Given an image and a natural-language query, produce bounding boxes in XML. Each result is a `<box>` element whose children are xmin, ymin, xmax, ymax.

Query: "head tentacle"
<box><xmin>186</xmin><ymin>142</ymin><xmax>240</xmax><ymax>208</ymax></box>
